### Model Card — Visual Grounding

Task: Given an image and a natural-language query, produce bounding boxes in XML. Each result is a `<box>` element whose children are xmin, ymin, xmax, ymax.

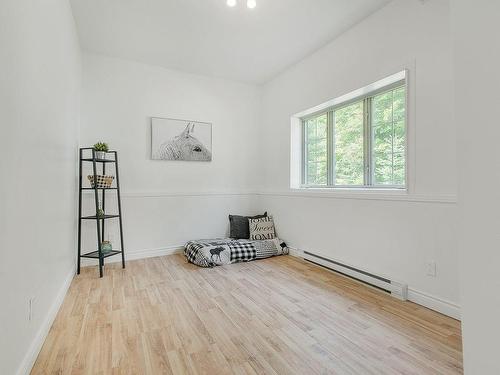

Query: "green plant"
<box><xmin>93</xmin><ymin>142</ymin><xmax>109</xmax><ymax>152</ymax></box>
<box><xmin>97</xmin><ymin>208</ymin><xmax>105</xmax><ymax>217</ymax></box>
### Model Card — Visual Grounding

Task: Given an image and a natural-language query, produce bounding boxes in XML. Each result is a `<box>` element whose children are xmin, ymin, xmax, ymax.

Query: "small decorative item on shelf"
<box><xmin>101</xmin><ymin>241</ymin><xmax>113</xmax><ymax>254</ymax></box>
<box><xmin>97</xmin><ymin>199</ymin><xmax>105</xmax><ymax>218</ymax></box>
<box><xmin>93</xmin><ymin>141</ymin><xmax>109</xmax><ymax>160</ymax></box>
<box><xmin>97</xmin><ymin>208</ymin><xmax>105</xmax><ymax>218</ymax></box>
<box><xmin>88</xmin><ymin>174</ymin><xmax>115</xmax><ymax>189</ymax></box>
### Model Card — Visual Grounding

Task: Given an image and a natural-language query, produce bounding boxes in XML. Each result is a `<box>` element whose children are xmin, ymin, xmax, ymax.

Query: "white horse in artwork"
<box><xmin>155</xmin><ymin>123</ymin><xmax>212</xmax><ymax>161</ymax></box>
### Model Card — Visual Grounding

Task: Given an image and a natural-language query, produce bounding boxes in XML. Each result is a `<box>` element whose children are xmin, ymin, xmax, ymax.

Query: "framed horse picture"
<box><xmin>151</xmin><ymin>117</ymin><xmax>212</xmax><ymax>161</ymax></box>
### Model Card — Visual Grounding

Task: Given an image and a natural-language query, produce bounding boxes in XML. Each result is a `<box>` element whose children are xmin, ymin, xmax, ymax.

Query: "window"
<box><xmin>302</xmin><ymin>75</ymin><xmax>406</xmax><ymax>189</ymax></box>
<box><xmin>304</xmin><ymin>114</ymin><xmax>328</xmax><ymax>185</ymax></box>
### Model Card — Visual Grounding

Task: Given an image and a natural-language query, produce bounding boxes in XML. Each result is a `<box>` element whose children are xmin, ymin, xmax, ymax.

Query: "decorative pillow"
<box><xmin>229</xmin><ymin>212</ymin><xmax>267</xmax><ymax>239</ymax></box>
<box><xmin>249</xmin><ymin>216</ymin><xmax>276</xmax><ymax>240</ymax></box>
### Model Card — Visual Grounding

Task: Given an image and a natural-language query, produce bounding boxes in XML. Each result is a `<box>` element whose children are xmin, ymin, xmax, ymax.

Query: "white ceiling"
<box><xmin>70</xmin><ymin>0</ymin><xmax>391</xmax><ymax>84</ymax></box>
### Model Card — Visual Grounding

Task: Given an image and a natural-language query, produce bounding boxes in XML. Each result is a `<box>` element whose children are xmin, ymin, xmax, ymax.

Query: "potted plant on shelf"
<box><xmin>97</xmin><ymin>208</ymin><xmax>105</xmax><ymax>218</ymax></box>
<box><xmin>93</xmin><ymin>142</ymin><xmax>109</xmax><ymax>160</ymax></box>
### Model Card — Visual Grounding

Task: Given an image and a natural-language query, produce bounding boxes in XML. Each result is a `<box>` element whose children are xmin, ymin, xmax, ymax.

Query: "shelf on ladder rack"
<box><xmin>81</xmin><ymin>158</ymin><xmax>116</xmax><ymax>163</ymax></box>
<box><xmin>81</xmin><ymin>214</ymin><xmax>120</xmax><ymax>220</ymax></box>
<box><xmin>81</xmin><ymin>187</ymin><xmax>118</xmax><ymax>190</ymax></box>
<box><xmin>81</xmin><ymin>250</ymin><xmax>122</xmax><ymax>259</ymax></box>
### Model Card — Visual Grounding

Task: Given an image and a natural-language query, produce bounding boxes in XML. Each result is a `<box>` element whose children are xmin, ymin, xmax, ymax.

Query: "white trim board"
<box><xmin>407</xmin><ymin>288</ymin><xmax>460</xmax><ymax>320</ymax></box>
<box><xmin>257</xmin><ymin>190</ymin><xmax>457</xmax><ymax>204</ymax></box>
<box><xmin>81</xmin><ymin>190</ymin><xmax>457</xmax><ymax>203</ymax></box>
<box><xmin>122</xmin><ymin>191</ymin><xmax>258</xmax><ymax>199</ymax></box>
<box><xmin>81</xmin><ymin>190</ymin><xmax>258</xmax><ymax>199</ymax></box>
<box><xmin>16</xmin><ymin>267</ymin><xmax>75</xmax><ymax>375</ymax></box>
<box><xmin>288</xmin><ymin>247</ymin><xmax>460</xmax><ymax>320</ymax></box>
<box><xmin>80</xmin><ymin>245</ymin><xmax>184</xmax><ymax>267</ymax></box>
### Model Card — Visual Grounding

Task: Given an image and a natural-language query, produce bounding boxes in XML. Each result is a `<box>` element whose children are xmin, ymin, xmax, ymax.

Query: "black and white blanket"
<box><xmin>184</xmin><ymin>238</ymin><xmax>289</xmax><ymax>267</ymax></box>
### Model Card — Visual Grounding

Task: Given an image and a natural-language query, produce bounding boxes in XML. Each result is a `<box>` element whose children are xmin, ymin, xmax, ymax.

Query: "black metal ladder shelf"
<box><xmin>77</xmin><ymin>147</ymin><xmax>125</xmax><ymax>278</ymax></box>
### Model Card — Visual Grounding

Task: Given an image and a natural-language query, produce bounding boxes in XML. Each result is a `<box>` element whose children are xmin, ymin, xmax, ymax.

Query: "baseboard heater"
<box><xmin>303</xmin><ymin>251</ymin><xmax>408</xmax><ymax>301</ymax></box>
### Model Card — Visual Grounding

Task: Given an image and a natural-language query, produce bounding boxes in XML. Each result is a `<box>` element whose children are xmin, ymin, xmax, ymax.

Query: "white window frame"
<box><xmin>298</xmin><ymin>70</ymin><xmax>408</xmax><ymax>191</ymax></box>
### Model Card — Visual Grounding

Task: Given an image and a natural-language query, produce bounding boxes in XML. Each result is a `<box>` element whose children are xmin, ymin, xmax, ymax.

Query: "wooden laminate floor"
<box><xmin>31</xmin><ymin>254</ymin><xmax>463</xmax><ymax>375</ymax></box>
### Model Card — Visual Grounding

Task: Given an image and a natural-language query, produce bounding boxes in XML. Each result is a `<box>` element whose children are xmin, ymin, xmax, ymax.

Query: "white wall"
<box><xmin>259</xmin><ymin>0</ymin><xmax>460</xmax><ymax>316</ymax></box>
<box><xmin>80</xmin><ymin>54</ymin><xmax>262</xmax><ymax>260</ymax></box>
<box><xmin>452</xmin><ymin>0</ymin><xmax>500</xmax><ymax>373</ymax></box>
<box><xmin>0</xmin><ymin>1</ymin><xmax>81</xmax><ymax>374</ymax></box>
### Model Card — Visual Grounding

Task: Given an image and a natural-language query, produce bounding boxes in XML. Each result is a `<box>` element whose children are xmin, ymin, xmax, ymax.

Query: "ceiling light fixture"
<box><xmin>247</xmin><ymin>0</ymin><xmax>257</xmax><ymax>9</ymax></box>
<box><xmin>226</xmin><ymin>0</ymin><xmax>256</xmax><ymax>9</ymax></box>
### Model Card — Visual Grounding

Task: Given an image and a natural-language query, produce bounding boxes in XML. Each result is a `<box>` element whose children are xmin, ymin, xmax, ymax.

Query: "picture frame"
<box><xmin>151</xmin><ymin>117</ymin><xmax>212</xmax><ymax>161</ymax></box>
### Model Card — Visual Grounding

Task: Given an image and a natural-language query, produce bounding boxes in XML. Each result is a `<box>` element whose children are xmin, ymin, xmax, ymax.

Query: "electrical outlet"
<box><xmin>28</xmin><ymin>297</ymin><xmax>35</xmax><ymax>321</ymax></box>
<box><xmin>425</xmin><ymin>261</ymin><xmax>437</xmax><ymax>277</ymax></box>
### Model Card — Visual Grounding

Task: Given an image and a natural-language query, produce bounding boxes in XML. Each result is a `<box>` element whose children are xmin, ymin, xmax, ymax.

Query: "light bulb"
<box><xmin>227</xmin><ymin>0</ymin><xmax>237</xmax><ymax>7</ymax></box>
<box><xmin>247</xmin><ymin>0</ymin><xmax>256</xmax><ymax>9</ymax></box>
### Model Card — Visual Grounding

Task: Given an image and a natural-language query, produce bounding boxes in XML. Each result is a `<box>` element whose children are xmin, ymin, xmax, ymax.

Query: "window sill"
<box><xmin>259</xmin><ymin>188</ymin><xmax>457</xmax><ymax>203</ymax></box>
<box><xmin>300</xmin><ymin>187</ymin><xmax>407</xmax><ymax>193</ymax></box>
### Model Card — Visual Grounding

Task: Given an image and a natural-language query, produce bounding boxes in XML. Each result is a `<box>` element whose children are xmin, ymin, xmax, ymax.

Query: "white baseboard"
<box><xmin>407</xmin><ymin>288</ymin><xmax>461</xmax><ymax>320</ymax></box>
<box><xmin>288</xmin><ymin>247</ymin><xmax>304</xmax><ymax>258</ymax></box>
<box><xmin>80</xmin><ymin>245</ymin><xmax>184</xmax><ymax>267</ymax></box>
<box><xmin>126</xmin><ymin>245</ymin><xmax>184</xmax><ymax>260</ymax></box>
<box><xmin>288</xmin><ymin>247</ymin><xmax>460</xmax><ymax>320</ymax></box>
<box><xmin>17</xmin><ymin>266</ymin><xmax>75</xmax><ymax>375</ymax></box>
